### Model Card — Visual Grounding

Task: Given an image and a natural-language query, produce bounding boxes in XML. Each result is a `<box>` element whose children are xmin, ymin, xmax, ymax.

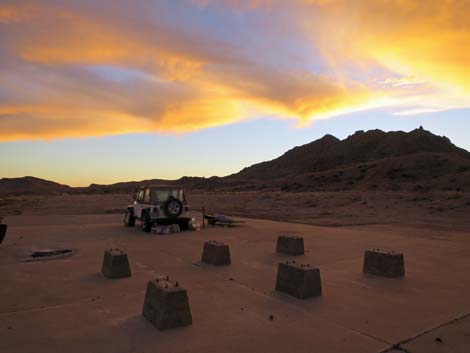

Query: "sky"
<box><xmin>0</xmin><ymin>0</ymin><xmax>469</xmax><ymax>186</ymax></box>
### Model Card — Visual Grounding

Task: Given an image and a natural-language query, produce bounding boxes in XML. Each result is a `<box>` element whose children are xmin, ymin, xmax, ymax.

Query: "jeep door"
<box><xmin>143</xmin><ymin>188</ymin><xmax>151</xmax><ymax>208</ymax></box>
<box><xmin>133</xmin><ymin>189</ymin><xmax>144</xmax><ymax>218</ymax></box>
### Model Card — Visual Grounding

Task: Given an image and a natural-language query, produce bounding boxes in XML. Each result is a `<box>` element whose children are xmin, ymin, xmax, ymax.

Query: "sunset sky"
<box><xmin>1</xmin><ymin>0</ymin><xmax>469</xmax><ymax>186</ymax></box>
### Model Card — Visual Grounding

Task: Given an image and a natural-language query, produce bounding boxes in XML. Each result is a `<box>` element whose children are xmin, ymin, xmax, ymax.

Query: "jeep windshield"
<box><xmin>151</xmin><ymin>189</ymin><xmax>185</xmax><ymax>204</ymax></box>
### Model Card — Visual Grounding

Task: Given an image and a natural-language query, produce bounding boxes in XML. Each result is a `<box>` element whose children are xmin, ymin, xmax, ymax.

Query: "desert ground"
<box><xmin>2</xmin><ymin>190</ymin><xmax>470</xmax><ymax>229</ymax></box>
<box><xmin>1</xmin><ymin>192</ymin><xmax>470</xmax><ymax>353</ymax></box>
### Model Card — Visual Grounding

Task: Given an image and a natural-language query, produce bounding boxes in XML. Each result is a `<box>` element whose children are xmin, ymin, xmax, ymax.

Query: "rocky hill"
<box><xmin>228</xmin><ymin>128</ymin><xmax>470</xmax><ymax>191</ymax></box>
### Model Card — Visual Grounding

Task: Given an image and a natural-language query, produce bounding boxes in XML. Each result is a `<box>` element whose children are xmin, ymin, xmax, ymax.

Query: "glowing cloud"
<box><xmin>0</xmin><ymin>0</ymin><xmax>468</xmax><ymax>141</ymax></box>
<box><xmin>299</xmin><ymin>0</ymin><xmax>470</xmax><ymax>111</ymax></box>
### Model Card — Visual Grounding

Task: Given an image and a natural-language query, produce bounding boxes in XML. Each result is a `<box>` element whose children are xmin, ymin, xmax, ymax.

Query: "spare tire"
<box><xmin>163</xmin><ymin>197</ymin><xmax>183</xmax><ymax>218</ymax></box>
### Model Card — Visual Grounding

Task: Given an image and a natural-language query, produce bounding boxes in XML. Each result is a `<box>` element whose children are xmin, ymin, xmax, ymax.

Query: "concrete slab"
<box><xmin>1</xmin><ymin>214</ymin><xmax>470</xmax><ymax>353</ymax></box>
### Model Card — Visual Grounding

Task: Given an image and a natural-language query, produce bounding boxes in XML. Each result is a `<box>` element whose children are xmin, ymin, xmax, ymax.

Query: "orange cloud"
<box><xmin>299</xmin><ymin>0</ymin><xmax>470</xmax><ymax>110</ymax></box>
<box><xmin>0</xmin><ymin>3</ymin><xmax>36</xmax><ymax>23</ymax></box>
<box><xmin>192</xmin><ymin>0</ymin><xmax>273</xmax><ymax>10</ymax></box>
<box><xmin>0</xmin><ymin>0</ymin><xmax>468</xmax><ymax>141</ymax></box>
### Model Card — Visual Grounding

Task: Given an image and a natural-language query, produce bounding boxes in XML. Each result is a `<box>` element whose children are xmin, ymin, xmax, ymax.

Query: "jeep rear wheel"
<box><xmin>124</xmin><ymin>209</ymin><xmax>135</xmax><ymax>227</ymax></box>
<box><xmin>141</xmin><ymin>212</ymin><xmax>152</xmax><ymax>232</ymax></box>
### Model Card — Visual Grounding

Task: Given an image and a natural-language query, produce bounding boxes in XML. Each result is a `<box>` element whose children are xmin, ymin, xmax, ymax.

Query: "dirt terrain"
<box><xmin>1</xmin><ymin>190</ymin><xmax>470</xmax><ymax>230</ymax></box>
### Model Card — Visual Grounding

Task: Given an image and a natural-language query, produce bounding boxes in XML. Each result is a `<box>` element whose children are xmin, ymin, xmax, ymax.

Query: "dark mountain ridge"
<box><xmin>0</xmin><ymin>176</ymin><xmax>71</xmax><ymax>196</ymax></box>
<box><xmin>233</xmin><ymin>127</ymin><xmax>469</xmax><ymax>180</ymax></box>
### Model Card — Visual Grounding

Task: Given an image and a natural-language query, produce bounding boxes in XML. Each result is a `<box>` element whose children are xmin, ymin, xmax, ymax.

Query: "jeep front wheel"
<box><xmin>141</xmin><ymin>212</ymin><xmax>152</xmax><ymax>232</ymax></box>
<box><xmin>124</xmin><ymin>209</ymin><xmax>135</xmax><ymax>227</ymax></box>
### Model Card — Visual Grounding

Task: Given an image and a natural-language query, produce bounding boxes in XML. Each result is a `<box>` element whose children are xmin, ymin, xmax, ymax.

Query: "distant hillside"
<box><xmin>235</xmin><ymin>128</ymin><xmax>469</xmax><ymax>178</ymax></box>
<box><xmin>228</xmin><ymin>127</ymin><xmax>470</xmax><ymax>192</ymax></box>
<box><xmin>2</xmin><ymin>128</ymin><xmax>470</xmax><ymax>195</ymax></box>
<box><xmin>0</xmin><ymin>176</ymin><xmax>71</xmax><ymax>196</ymax></box>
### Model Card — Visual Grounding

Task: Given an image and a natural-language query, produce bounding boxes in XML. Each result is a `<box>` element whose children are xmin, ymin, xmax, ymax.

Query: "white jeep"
<box><xmin>124</xmin><ymin>186</ymin><xmax>191</xmax><ymax>232</ymax></box>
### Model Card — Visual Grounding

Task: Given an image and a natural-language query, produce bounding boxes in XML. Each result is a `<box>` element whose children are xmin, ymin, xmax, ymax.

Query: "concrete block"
<box><xmin>363</xmin><ymin>249</ymin><xmax>405</xmax><ymax>278</ymax></box>
<box><xmin>275</xmin><ymin>262</ymin><xmax>322</xmax><ymax>299</ymax></box>
<box><xmin>276</xmin><ymin>235</ymin><xmax>304</xmax><ymax>255</ymax></box>
<box><xmin>101</xmin><ymin>248</ymin><xmax>131</xmax><ymax>279</ymax></box>
<box><xmin>201</xmin><ymin>240</ymin><xmax>231</xmax><ymax>266</ymax></box>
<box><xmin>0</xmin><ymin>224</ymin><xmax>7</xmax><ymax>245</ymax></box>
<box><xmin>142</xmin><ymin>277</ymin><xmax>192</xmax><ymax>330</ymax></box>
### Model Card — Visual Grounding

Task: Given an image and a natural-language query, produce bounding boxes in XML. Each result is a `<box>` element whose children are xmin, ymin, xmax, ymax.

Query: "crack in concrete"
<box><xmin>0</xmin><ymin>295</ymin><xmax>103</xmax><ymax>315</ymax></box>
<box><xmin>380</xmin><ymin>311</ymin><xmax>470</xmax><ymax>353</ymax></box>
<box><xmin>381</xmin><ymin>344</ymin><xmax>412</xmax><ymax>353</ymax></box>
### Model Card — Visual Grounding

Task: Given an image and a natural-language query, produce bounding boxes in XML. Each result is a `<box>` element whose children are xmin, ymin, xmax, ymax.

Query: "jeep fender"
<box><xmin>126</xmin><ymin>206</ymin><xmax>135</xmax><ymax>216</ymax></box>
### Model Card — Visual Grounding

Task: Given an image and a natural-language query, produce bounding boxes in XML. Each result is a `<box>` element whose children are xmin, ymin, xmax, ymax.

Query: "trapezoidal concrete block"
<box><xmin>275</xmin><ymin>262</ymin><xmax>322</xmax><ymax>299</ymax></box>
<box><xmin>363</xmin><ymin>249</ymin><xmax>405</xmax><ymax>278</ymax></box>
<box><xmin>276</xmin><ymin>235</ymin><xmax>304</xmax><ymax>256</ymax></box>
<box><xmin>101</xmin><ymin>248</ymin><xmax>131</xmax><ymax>279</ymax></box>
<box><xmin>0</xmin><ymin>224</ymin><xmax>7</xmax><ymax>245</ymax></box>
<box><xmin>142</xmin><ymin>277</ymin><xmax>192</xmax><ymax>330</ymax></box>
<box><xmin>201</xmin><ymin>240</ymin><xmax>231</xmax><ymax>266</ymax></box>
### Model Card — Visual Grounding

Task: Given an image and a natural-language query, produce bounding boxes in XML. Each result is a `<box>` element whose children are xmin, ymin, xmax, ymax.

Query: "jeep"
<box><xmin>124</xmin><ymin>186</ymin><xmax>190</xmax><ymax>232</ymax></box>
